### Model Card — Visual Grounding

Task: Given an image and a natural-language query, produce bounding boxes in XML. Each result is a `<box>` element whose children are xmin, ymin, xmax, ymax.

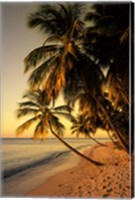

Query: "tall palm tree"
<box><xmin>24</xmin><ymin>3</ymin><xmax>105</xmax><ymax>109</ymax></box>
<box><xmin>24</xmin><ymin>3</ymin><xmax>87</xmax><ymax>102</ymax></box>
<box><xmin>85</xmin><ymin>3</ymin><xmax>133</xmax><ymax>194</ymax></box>
<box><xmin>24</xmin><ymin>3</ymin><xmax>130</xmax><ymax>152</ymax></box>
<box><xmin>16</xmin><ymin>90</ymin><xmax>103</xmax><ymax>166</ymax></box>
<box><xmin>24</xmin><ymin>3</ymin><xmax>115</xmax><ymax>142</ymax></box>
<box><xmin>85</xmin><ymin>3</ymin><xmax>130</xmax><ymax>101</ymax></box>
<box><xmin>83</xmin><ymin>3</ymin><xmax>131</xmax><ymax>152</ymax></box>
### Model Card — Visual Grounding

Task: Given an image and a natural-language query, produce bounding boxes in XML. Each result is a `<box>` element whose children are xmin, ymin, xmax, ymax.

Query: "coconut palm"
<box><xmin>24</xmin><ymin>3</ymin><xmax>113</xmax><ymax>141</ymax></box>
<box><xmin>16</xmin><ymin>90</ymin><xmax>103</xmax><ymax>166</ymax></box>
<box><xmin>24</xmin><ymin>3</ymin><xmax>130</xmax><ymax>152</ymax></box>
<box><xmin>85</xmin><ymin>3</ymin><xmax>130</xmax><ymax>102</ymax></box>
<box><xmin>83</xmin><ymin>3</ymin><xmax>131</xmax><ymax>152</ymax></box>
<box><xmin>24</xmin><ymin>3</ymin><xmax>105</xmax><ymax>108</ymax></box>
<box><xmin>84</xmin><ymin>3</ymin><xmax>130</xmax><ymax>108</ymax></box>
<box><xmin>85</xmin><ymin>3</ymin><xmax>133</xmax><ymax>193</ymax></box>
<box><xmin>70</xmin><ymin>91</ymin><xmax>118</xmax><ymax>146</ymax></box>
<box><xmin>24</xmin><ymin>3</ymin><xmax>87</xmax><ymax>103</ymax></box>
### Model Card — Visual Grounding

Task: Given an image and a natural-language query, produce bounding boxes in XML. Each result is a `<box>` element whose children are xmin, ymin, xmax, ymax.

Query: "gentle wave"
<box><xmin>3</xmin><ymin>144</ymin><xmax>90</xmax><ymax>179</ymax></box>
<box><xmin>3</xmin><ymin>151</ymin><xmax>68</xmax><ymax>179</ymax></box>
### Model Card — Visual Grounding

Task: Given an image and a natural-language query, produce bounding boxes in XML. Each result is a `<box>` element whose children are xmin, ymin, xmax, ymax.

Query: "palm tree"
<box><xmin>24</xmin><ymin>3</ymin><xmax>130</xmax><ymax>152</ymax></box>
<box><xmin>16</xmin><ymin>90</ymin><xmax>103</xmax><ymax>166</ymax></box>
<box><xmin>24</xmin><ymin>3</ymin><xmax>115</xmax><ymax>144</ymax></box>
<box><xmin>24</xmin><ymin>3</ymin><xmax>105</xmax><ymax>111</ymax></box>
<box><xmin>24</xmin><ymin>3</ymin><xmax>87</xmax><ymax>103</ymax></box>
<box><xmin>83</xmin><ymin>3</ymin><xmax>131</xmax><ymax>152</ymax></box>
<box><xmin>70</xmin><ymin>92</ymin><xmax>118</xmax><ymax>146</ymax></box>
<box><xmin>71</xmin><ymin>114</ymin><xmax>107</xmax><ymax>147</ymax></box>
<box><xmin>85</xmin><ymin>3</ymin><xmax>133</xmax><ymax>194</ymax></box>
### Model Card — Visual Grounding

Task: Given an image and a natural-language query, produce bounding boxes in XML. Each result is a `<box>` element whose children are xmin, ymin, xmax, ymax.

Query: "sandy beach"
<box><xmin>3</xmin><ymin>142</ymin><xmax>132</xmax><ymax>198</ymax></box>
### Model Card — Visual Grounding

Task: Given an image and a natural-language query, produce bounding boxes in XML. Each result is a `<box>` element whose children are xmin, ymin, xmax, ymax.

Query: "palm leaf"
<box><xmin>52</xmin><ymin>111</ymin><xmax>75</xmax><ymax>122</ymax></box>
<box><xmin>34</xmin><ymin>120</ymin><xmax>48</xmax><ymax>141</ymax></box>
<box><xmin>16</xmin><ymin>117</ymin><xmax>38</xmax><ymax>135</ymax></box>
<box><xmin>53</xmin><ymin>105</ymin><xmax>72</xmax><ymax>112</ymax></box>
<box><xmin>18</xmin><ymin>101</ymin><xmax>39</xmax><ymax>108</ymax></box>
<box><xmin>42</xmin><ymin>35</ymin><xmax>61</xmax><ymax>45</ymax></box>
<box><xmin>22</xmin><ymin>90</ymin><xmax>39</xmax><ymax>100</ymax></box>
<box><xmin>24</xmin><ymin>45</ymin><xmax>62</xmax><ymax>73</ymax></box>
<box><xmin>16</xmin><ymin>108</ymin><xmax>39</xmax><ymax>118</ymax></box>
<box><xmin>28</xmin><ymin>53</ymin><xmax>60</xmax><ymax>89</ymax></box>
<box><xmin>28</xmin><ymin>14</ymin><xmax>57</xmax><ymax>35</ymax></box>
<box><xmin>50</xmin><ymin>116</ymin><xmax>65</xmax><ymax>137</ymax></box>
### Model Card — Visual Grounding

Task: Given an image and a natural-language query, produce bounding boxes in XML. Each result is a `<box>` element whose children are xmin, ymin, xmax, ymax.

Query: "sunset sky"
<box><xmin>1</xmin><ymin>3</ymin><xmax>45</xmax><ymax>138</ymax></box>
<box><xmin>1</xmin><ymin>2</ymin><xmax>107</xmax><ymax>139</ymax></box>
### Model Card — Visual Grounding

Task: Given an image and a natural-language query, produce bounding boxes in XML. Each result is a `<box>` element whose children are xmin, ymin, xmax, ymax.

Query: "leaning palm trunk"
<box><xmin>49</xmin><ymin>122</ymin><xmax>104</xmax><ymax>166</ymax></box>
<box><xmin>88</xmin><ymin>135</ymin><xmax>107</xmax><ymax>147</ymax></box>
<box><xmin>79</xmin><ymin>71</ymin><xmax>128</xmax><ymax>152</ymax></box>
<box><xmin>107</xmin><ymin>130</ymin><xmax>118</xmax><ymax>146</ymax></box>
<box><xmin>92</xmin><ymin>95</ymin><xmax>129</xmax><ymax>152</ymax></box>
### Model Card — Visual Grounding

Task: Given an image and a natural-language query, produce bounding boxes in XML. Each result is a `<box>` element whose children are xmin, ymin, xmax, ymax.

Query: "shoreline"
<box><xmin>2</xmin><ymin>144</ymin><xmax>89</xmax><ymax>197</ymax></box>
<box><xmin>27</xmin><ymin>142</ymin><xmax>131</xmax><ymax>198</ymax></box>
<box><xmin>3</xmin><ymin>142</ymin><xmax>132</xmax><ymax>198</ymax></box>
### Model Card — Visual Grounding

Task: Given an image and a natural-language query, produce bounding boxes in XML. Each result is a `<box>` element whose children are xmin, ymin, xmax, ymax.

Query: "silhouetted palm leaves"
<box><xmin>25</xmin><ymin>3</ymin><xmax>105</xmax><ymax>106</ymax></box>
<box><xmin>17</xmin><ymin>2</ymin><xmax>131</xmax><ymax>155</ymax></box>
<box><xmin>71</xmin><ymin>114</ymin><xmax>106</xmax><ymax>146</ymax></box>
<box><xmin>16</xmin><ymin>90</ymin><xmax>68</xmax><ymax>140</ymax></box>
<box><xmin>16</xmin><ymin>90</ymin><xmax>103</xmax><ymax>165</ymax></box>
<box><xmin>84</xmin><ymin>3</ymin><xmax>130</xmax><ymax>151</ymax></box>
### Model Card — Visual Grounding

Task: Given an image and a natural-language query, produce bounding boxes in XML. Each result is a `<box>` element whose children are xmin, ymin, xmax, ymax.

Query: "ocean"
<box><xmin>1</xmin><ymin>138</ymin><xmax>110</xmax><ymax>179</ymax></box>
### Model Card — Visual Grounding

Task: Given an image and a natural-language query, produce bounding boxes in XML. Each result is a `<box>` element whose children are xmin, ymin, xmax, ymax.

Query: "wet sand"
<box><xmin>27</xmin><ymin>142</ymin><xmax>132</xmax><ymax>198</ymax></box>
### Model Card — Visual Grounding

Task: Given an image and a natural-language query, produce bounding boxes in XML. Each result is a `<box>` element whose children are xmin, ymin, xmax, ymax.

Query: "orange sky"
<box><xmin>1</xmin><ymin>2</ymin><xmax>108</xmax><ymax>139</ymax></box>
<box><xmin>1</xmin><ymin>3</ymin><xmax>44</xmax><ymax>138</ymax></box>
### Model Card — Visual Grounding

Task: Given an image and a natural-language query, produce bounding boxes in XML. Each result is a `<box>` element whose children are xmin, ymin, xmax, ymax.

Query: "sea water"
<box><xmin>1</xmin><ymin>138</ymin><xmax>110</xmax><ymax>179</ymax></box>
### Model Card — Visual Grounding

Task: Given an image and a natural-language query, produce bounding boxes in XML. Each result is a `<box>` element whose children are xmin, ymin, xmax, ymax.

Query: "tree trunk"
<box><xmin>79</xmin><ymin>68</ymin><xmax>129</xmax><ymax>152</ymax></box>
<box><xmin>92</xmin><ymin>94</ymin><xmax>129</xmax><ymax>152</ymax></box>
<box><xmin>49</xmin><ymin>122</ymin><xmax>104</xmax><ymax>166</ymax></box>
<box><xmin>88</xmin><ymin>135</ymin><xmax>107</xmax><ymax>147</ymax></box>
<box><xmin>107</xmin><ymin>130</ymin><xmax>117</xmax><ymax>145</ymax></box>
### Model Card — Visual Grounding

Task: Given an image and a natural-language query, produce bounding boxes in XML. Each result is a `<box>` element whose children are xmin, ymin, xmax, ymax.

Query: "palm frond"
<box><xmin>42</xmin><ymin>61</ymin><xmax>66</xmax><ymax>102</ymax></box>
<box><xmin>16</xmin><ymin>108</ymin><xmax>39</xmax><ymax>118</ymax></box>
<box><xmin>28</xmin><ymin>4</ymin><xmax>67</xmax><ymax>36</ymax></box>
<box><xmin>34</xmin><ymin>120</ymin><xmax>48</xmax><ymax>141</ymax></box>
<box><xmin>50</xmin><ymin>116</ymin><xmax>65</xmax><ymax>137</ymax></box>
<box><xmin>43</xmin><ymin>35</ymin><xmax>61</xmax><ymax>45</ymax></box>
<box><xmin>18</xmin><ymin>101</ymin><xmax>39</xmax><ymax>108</ymax></box>
<box><xmin>28</xmin><ymin>53</ymin><xmax>60</xmax><ymax>89</ymax></box>
<box><xmin>28</xmin><ymin>14</ymin><xmax>57</xmax><ymax>35</ymax></box>
<box><xmin>16</xmin><ymin>117</ymin><xmax>38</xmax><ymax>135</ymax></box>
<box><xmin>22</xmin><ymin>90</ymin><xmax>39</xmax><ymax>100</ymax></box>
<box><xmin>24</xmin><ymin>45</ymin><xmax>62</xmax><ymax>73</ymax></box>
<box><xmin>52</xmin><ymin>111</ymin><xmax>75</xmax><ymax>122</ymax></box>
<box><xmin>28</xmin><ymin>3</ymin><xmax>86</xmax><ymax>40</ymax></box>
<box><xmin>53</xmin><ymin>105</ymin><xmax>72</xmax><ymax>113</ymax></box>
